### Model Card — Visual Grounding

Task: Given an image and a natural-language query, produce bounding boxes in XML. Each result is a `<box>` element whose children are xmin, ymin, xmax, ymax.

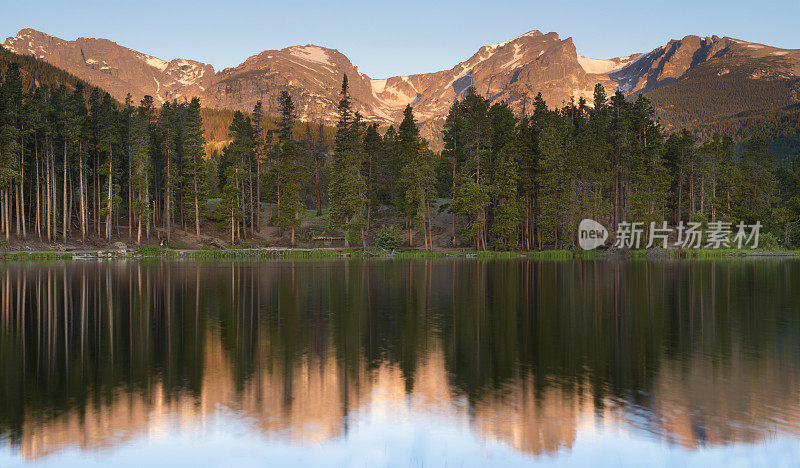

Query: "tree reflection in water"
<box><xmin>1</xmin><ymin>259</ymin><xmax>799</xmax><ymax>461</ymax></box>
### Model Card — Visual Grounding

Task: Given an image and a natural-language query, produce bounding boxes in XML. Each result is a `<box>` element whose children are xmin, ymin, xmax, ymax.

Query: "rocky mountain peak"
<box><xmin>5</xmin><ymin>28</ymin><xmax>799</xmax><ymax>144</ymax></box>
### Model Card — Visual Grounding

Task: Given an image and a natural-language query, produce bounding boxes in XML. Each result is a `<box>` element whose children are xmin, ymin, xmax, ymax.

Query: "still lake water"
<box><xmin>0</xmin><ymin>258</ymin><xmax>799</xmax><ymax>467</ymax></box>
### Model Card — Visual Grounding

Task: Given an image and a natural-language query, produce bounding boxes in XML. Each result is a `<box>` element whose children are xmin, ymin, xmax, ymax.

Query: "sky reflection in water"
<box><xmin>0</xmin><ymin>259</ymin><xmax>799</xmax><ymax>466</ymax></box>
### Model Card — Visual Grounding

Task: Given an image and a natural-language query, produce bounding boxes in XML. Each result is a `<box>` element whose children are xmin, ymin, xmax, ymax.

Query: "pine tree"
<box><xmin>362</xmin><ymin>123</ymin><xmax>381</xmax><ymax>231</ymax></box>
<box><xmin>251</xmin><ymin>100</ymin><xmax>264</xmax><ymax>231</ymax></box>
<box><xmin>740</xmin><ymin>134</ymin><xmax>777</xmax><ymax>222</ymax></box>
<box><xmin>535</xmin><ymin>110</ymin><xmax>569</xmax><ymax>248</ymax></box>
<box><xmin>86</xmin><ymin>88</ymin><xmax>101</xmax><ymax>237</ymax></box>
<box><xmin>395</xmin><ymin>105</ymin><xmax>436</xmax><ymax>249</ymax></box>
<box><xmin>627</xmin><ymin>94</ymin><xmax>668</xmax><ymax>225</ymax></box>
<box><xmin>306</xmin><ymin>119</ymin><xmax>327</xmax><ymax>217</ymax></box>
<box><xmin>27</xmin><ymin>86</ymin><xmax>46</xmax><ymax>239</ymax></box>
<box><xmin>220</xmin><ymin>111</ymin><xmax>253</xmax><ymax>244</ymax></box>
<box><xmin>129</xmin><ymin>101</ymin><xmax>151</xmax><ymax>245</ymax></box>
<box><xmin>489</xmin><ymin>144</ymin><xmax>520</xmax><ymax>249</ymax></box>
<box><xmin>328</xmin><ymin>74</ymin><xmax>367</xmax><ymax>248</ymax></box>
<box><xmin>450</xmin><ymin>87</ymin><xmax>491</xmax><ymax>249</ymax></box>
<box><xmin>485</xmin><ymin>102</ymin><xmax>520</xmax><ymax>249</ymax></box>
<box><xmin>65</xmin><ymin>87</ymin><xmax>88</xmax><ymax>241</ymax></box>
<box><xmin>182</xmin><ymin>97</ymin><xmax>205</xmax><ymax>238</ymax></box>
<box><xmin>714</xmin><ymin>134</ymin><xmax>739</xmax><ymax>220</ymax></box>
<box><xmin>381</xmin><ymin>125</ymin><xmax>399</xmax><ymax>204</ymax></box>
<box><xmin>0</xmin><ymin>63</ymin><xmax>22</xmax><ymax>240</ymax></box>
<box><xmin>97</xmin><ymin>92</ymin><xmax>119</xmax><ymax>240</ymax></box>
<box><xmin>271</xmin><ymin>92</ymin><xmax>306</xmax><ymax>246</ymax></box>
<box><xmin>54</xmin><ymin>86</ymin><xmax>71</xmax><ymax>243</ymax></box>
<box><xmin>157</xmin><ymin>101</ymin><xmax>179</xmax><ymax>242</ymax></box>
<box><xmin>664</xmin><ymin>130</ymin><xmax>695</xmax><ymax>222</ymax></box>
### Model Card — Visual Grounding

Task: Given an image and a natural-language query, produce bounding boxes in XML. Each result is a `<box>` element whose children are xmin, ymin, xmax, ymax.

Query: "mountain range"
<box><xmin>4</xmin><ymin>28</ymin><xmax>800</xmax><ymax>143</ymax></box>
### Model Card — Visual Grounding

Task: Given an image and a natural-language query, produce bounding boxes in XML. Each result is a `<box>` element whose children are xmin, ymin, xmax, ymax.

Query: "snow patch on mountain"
<box><xmin>166</xmin><ymin>60</ymin><xmax>208</xmax><ymax>87</ymax></box>
<box><xmin>372</xmin><ymin>78</ymin><xmax>418</xmax><ymax>108</ymax></box>
<box><xmin>577</xmin><ymin>55</ymin><xmax>635</xmax><ymax>74</ymax></box>
<box><xmin>370</xmin><ymin>79</ymin><xmax>387</xmax><ymax>93</ymax></box>
<box><xmin>487</xmin><ymin>38</ymin><xmax>513</xmax><ymax>52</ymax></box>
<box><xmin>152</xmin><ymin>77</ymin><xmax>163</xmax><ymax>102</ymax></box>
<box><xmin>289</xmin><ymin>46</ymin><xmax>333</xmax><ymax>66</ymax></box>
<box><xmin>487</xmin><ymin>30</ymin><xmax>541</xmax><ymax>51</ymax></box>
<box><xmin>145</xmin><ymin>56</ymin><xmax>168</xmax><ymax>72</ymax></box>
<box><xmin>501</xmin><ymin>44</ymin><xmax>525</xmax><ymax>70</ymax></box>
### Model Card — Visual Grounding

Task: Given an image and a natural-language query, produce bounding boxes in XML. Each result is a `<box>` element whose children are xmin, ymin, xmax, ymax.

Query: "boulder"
<box><xmin>207</xmin><ymin>238</ymin><xmax>227</xmax><ymax>249</ymax></box>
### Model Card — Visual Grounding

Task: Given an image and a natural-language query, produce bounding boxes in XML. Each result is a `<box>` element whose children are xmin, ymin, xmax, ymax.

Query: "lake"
<box><xmin>0</xmin><ymin>259</ymin><xmax>799</xmax><ymax>467</ymax></box>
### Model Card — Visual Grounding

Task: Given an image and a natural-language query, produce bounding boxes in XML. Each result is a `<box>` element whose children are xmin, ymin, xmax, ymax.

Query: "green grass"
<box><xmin>628</xmin><ymin>249</ymin><xmax>685</xmax><ymax>259</ymax></box>
<box><xmin>172</xmin><ymin>247</ymin><xmax>800</xmax><ymax>261</ymax></box>
<box><xmin>4</xmin><ymin>246</ymin><xmax>800</xmax><ymax>263</ymax></box>
<box><xmin>526</xmin><ymin>250</ymin><xmax>598</xmax><ymax>260</ymax></box>
<box><xmin>138</xmin><ymin>245</ymin><xmax>170</xmax><ymax>257</ymax></box>
<box><xmin>689</xmin><ymin>248</ymin><xmax>745</xmax><ymax>258</ymax></box>
<box><xmin>1</xmin><ymin>252</ymin><xmax>73</xmax><ymax>261</ymax></box>
<box><xmin>379</xmin><ymin>250</ymin><xmax>523</xmax><ymax>259</ymax></box>
<box><xmin>180</xmin><ymin>249</ymin><xmax>344</xmax><ymax>259</ymax></box>
<box><xmin>687</xmin><ymin>248</ymin><xmax>800</xmax><ymax>258</ymax></box>
<box><xmin>384</xmin><ymin>250</ymin><xmax>448</xmax><ymax>259</ymax></box>
<box><xmin>475</xmin><ymin>251</ymin><xmax>524</xmax><ymax>259</ymax></box>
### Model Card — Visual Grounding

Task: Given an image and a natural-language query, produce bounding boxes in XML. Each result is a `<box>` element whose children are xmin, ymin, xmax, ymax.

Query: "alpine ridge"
<box><xmin>5</xmin><ymin>28</ymin><xmax>799</xmax><ymax>141</ymax></box>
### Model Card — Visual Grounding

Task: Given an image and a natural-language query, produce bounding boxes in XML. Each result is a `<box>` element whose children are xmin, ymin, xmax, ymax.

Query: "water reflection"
<box><xmin>0</xmin><ymin>259</ymin><xmax>799</xmax><ymax>462</ymax></box>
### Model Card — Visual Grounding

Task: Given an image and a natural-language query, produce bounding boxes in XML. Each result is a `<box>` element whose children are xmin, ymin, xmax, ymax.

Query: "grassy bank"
<box><xmin>526</xmin><ymin>250</ymin><xmax>599</xmax><ymax>260</ymax></box>
<box><xmin>651</xmin><ymin>248</ymin><xmax>800</xmax><ymax>258</ymax></box>
<box><xmin>0</xmin><ymin>251</ymin><xmax>75</xmax><ymax>261</ymax></box>
<box><xmin>3</xmin><ymin>246</ymin><xmax>800</xmax><ymax>262</ymax></box>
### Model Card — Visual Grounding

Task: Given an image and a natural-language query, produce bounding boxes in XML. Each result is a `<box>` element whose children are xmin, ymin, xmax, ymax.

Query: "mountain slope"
<box><xmin>612</xmin><ymin>35</ymin><xmax>800</xmax><ymax>95</ymax></box>
<box><xmin>4</xmin><ymin>28</ymin><xmax>213</xmax><ymax>104</ymax></box>
<box><xmin>1</xmin><ymin>28</ymin><xmax>615</xmax><ymax>125</ymax></box>
<box><xmin>4</xmin><ymin>28</ymin><xmax>800</xmax><ymax>143</ymax></box>
<box><xmin>0</xmin><ymin>43</ymin><xmax>109</xmax><ymax>98</ymax></box>
<box><xmin>207</xmin><ymin>44</ymin><xmax>383</xmax><ymax>121</ymax></box>
<box><xmin>375</xmin><ymin>31</ymin><xmax>615</xmax><ymax>121</ymax></box>
<box><xmin>613</xmin><ymin>36</ymin><xmax>800</xmax><ymax>140</ymax></box>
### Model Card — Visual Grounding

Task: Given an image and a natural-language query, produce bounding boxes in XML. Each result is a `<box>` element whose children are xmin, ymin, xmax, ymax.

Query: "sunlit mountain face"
<box><xmin>1</xmin><ymin>259</ymin><xmax>800</xmax><ymax>465</ymax></box>
<box><xmin>7</xmin><ymin>28</ymin><xmax>800</xmax><ymax>145</ymax></box>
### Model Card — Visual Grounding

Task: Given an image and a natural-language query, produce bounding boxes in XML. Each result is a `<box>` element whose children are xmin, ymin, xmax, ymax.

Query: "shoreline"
<box><xmin>2</xmin><ymin>246</ymin><xmax>800</xmax><ymax>261</ymax></box>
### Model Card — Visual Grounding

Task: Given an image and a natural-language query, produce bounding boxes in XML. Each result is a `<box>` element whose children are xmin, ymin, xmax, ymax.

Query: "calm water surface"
<box><xmin>0</xmin><ymin>259</ymin><xmax>799</xmax><ymax>467</ymax></box>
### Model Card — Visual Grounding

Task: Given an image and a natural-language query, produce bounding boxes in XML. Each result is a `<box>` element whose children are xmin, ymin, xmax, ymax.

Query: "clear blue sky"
<box><xmin>2</xmin><ymin>0</ymin><xmax>798</xmax><ymax>78</ymax></box>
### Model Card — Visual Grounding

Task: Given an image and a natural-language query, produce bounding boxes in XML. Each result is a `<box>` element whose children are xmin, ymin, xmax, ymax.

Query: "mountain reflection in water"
<box><xmin>0</xmin><ymin>259</ymin><xmax>799</xmax><ymax>464</ymax></box>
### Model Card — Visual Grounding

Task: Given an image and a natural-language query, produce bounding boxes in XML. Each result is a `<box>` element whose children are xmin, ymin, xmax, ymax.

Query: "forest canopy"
<box><xmin>1</xmin><ymin>57</ymin><xmax>799</xmax><ymax>250</ymax></box>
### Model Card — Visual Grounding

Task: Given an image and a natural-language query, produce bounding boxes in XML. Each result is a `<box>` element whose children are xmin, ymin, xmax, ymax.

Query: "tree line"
<box><xmin>1</xmin><ymin>62</ymin><xmax>798</xmax><ymax>250</ymax></box>
<box><xmin>322</xmin><ymin>78</ymin><xmax>797</xmax><ymax>250</ymax></box>
<box><xmin>0</xmin><ymin>61</ymin><xmax>209</xmax><ymax>245</ymax></box>
<box><xmin>439</xmin><ymin>84</ymin><xmax>792</xmax><ymax>250</ymax></box>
